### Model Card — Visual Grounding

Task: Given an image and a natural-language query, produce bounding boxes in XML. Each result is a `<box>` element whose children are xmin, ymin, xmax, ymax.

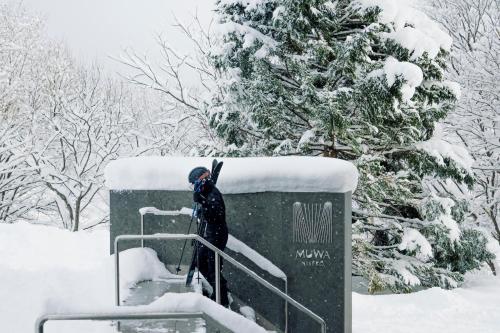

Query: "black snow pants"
<box><xmin>198</xmin><ymin>224</ymin><xmax>229</xmax><ymax>307</ymax></box>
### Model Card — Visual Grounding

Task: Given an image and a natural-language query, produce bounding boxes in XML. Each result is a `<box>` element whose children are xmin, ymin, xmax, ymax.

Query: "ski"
<box><xmin>185</xmin><ymin>250</ymin><xmax>197</xmax><ymax>286</ymax></box>
<box><xmin>211</xmin><ymin>159</ymin><xmax>218</xmax><ymax>176</ymax></box>
<box><xmin>211</xmin><ymin>159</ymin><xmax>223</xmax><ymax>185</ymax></box>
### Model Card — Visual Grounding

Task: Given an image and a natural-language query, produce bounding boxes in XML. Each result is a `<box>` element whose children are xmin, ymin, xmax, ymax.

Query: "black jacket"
<box><xmin>194</xmin><ymin>180</ymin><xmax>228</xmax><ymax>248</ymax></box>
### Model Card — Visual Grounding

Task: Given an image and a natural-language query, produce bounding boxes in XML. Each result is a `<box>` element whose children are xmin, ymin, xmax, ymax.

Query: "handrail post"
<box><xmin>114</xmin><ymin>238</ymin><xmax>120</xmax><ymax>306</ymax></box>
<box><xmin>35</xmin><ymin>316</ymin><xmax>47</xmax><ymax>333</ymax></box>
<box><xmin>215</xmin><ymin>252</ymin><xmax>221</xmax><ymax>304</ymax></box>
<box><xmin>140</xmin><ymin>214</ymin><xmax>144</xmax><ymax>248</ymax></box>
<box><xmin>285</xmin><ymin>278</ymin><xmax>288</xmax><ymax>333</ymax></box>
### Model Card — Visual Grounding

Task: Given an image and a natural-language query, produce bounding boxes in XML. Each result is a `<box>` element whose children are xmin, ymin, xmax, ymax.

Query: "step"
<box><xmin>118</xmin><ymin>317</ymin><xmax>205</xmax><ymax>333</ymax></box>
<box><xmin>119</xmin><ymin>279</ymin><xmax>207</xmax><ymax>333</ymax></box>
<box><xmin>122</xmin><ymin>278</ymin><xmax>194</xmax><ymax>306</ymax></box>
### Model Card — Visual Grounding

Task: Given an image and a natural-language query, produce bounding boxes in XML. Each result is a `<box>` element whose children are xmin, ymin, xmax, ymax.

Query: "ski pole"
<box><xmin>196</xmin><ymin>207</ymin><xmax>205</xmax><ymax>284</ymax></box>
<box><xmin>175</xmin><ymin>203</ymin><xmax>197</xmax><ymax>274</ymax></box>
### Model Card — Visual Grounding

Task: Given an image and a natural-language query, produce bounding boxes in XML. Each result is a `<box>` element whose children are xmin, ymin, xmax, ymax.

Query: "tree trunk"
<box><xmin>72</xmin><ymin>197</ymin><xmax>81</xmax><ymax>232</ymax></box>
<box><xmin>487</xmin><ymin>259</ymin><xmax>497</xmax><ymax>276</ymax></box>
<box><xmin>323</xmin><ymin>146</ymin><xmax>337</xmax><ymax>158</ymax></box>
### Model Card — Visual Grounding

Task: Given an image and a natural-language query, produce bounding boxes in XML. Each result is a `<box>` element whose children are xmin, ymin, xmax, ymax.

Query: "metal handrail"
<box><xmin>115</xmin><ymin>233</ymin><xmax>327</xmax><ymax>333</ymax></box>
<box><xmin>139</xmin><ymin>206</ymin><xmax>289</xmax><ymax>332</ymax></box>
<box><xmin>139</xmin><ymin>207</ymin><xmax>192</xmax><ymax>247</ymax></box>
<box><xmin>35</xmin><ymin>312</ymin><xmax>205</xmax><ymax>333</ymax></box>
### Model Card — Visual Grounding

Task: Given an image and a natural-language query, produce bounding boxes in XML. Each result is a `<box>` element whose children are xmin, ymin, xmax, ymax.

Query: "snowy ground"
<box><xmin>0</xmin><ymin>222</ymin><xmax>177</xmax><ymax>333</ymax></box>
<box><xmin>353</xmin><ymin>272</ymin><xmax>500</xmax><ymax>333</ymax></box>
<box><xmin>1</xmin><ymin>222</ymin><xmax>499</xmax><ymax>333</ymax></box>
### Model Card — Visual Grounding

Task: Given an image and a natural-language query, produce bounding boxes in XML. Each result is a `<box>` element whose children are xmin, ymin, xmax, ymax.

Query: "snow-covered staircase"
<box><xmin>118</xmin><ymin>278</ymin><xmax>207</xmax><ymax>333</ymax></box>
<box><xmin>117</xmin><ymin>273</ymin><xmax>281</xmax><ymax>333</ymax></box>
<box><xmin>111</xmin><ymin>228</ymin><xmax>324</xmax><ymax>333</ymax></box>
<box><xmin>118</xmin><ymin>277</ymin><xmax>240</xmax><ymax>333</ymax></box>
<box><xmin>122</xmin><ymin>279</ymin><xmax>192</xmax><ymax>306</ymax></box>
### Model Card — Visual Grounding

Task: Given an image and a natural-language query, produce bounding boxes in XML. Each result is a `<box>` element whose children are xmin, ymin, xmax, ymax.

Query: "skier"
<box><xmin>188</xmin><ymin>165</ymin><xmax>230</xmax><ymax>307</ymax></box>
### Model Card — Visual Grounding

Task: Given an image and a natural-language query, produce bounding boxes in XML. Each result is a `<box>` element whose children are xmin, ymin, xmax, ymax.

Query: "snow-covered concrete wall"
<box><xmin>107</xmin><ymin>156</ymin><xmax>355</xmax><ymax>333</ymax></box>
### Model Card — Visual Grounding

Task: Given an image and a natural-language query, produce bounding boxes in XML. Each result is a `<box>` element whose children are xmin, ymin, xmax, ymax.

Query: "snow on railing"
<box><xmin>139</xmin><ymin>206</ymin><xmax>193</xmax><ymax>216</ymax></box>
<box><xmin>227</xmin><ymin>235</ymin><xmax>286</xmax><ymax>280</ymax></box>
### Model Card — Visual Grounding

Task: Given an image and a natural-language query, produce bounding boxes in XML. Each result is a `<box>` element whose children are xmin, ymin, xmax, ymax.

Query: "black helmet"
<box><xmin>188</xmin><ymin>166</ymin><xmax>209</xmax><ymax>184</ymax></box>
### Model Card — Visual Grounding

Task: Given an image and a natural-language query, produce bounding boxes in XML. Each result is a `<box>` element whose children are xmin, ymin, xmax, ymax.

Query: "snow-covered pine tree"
<box><xmin>210</xmin><ymin>0</ymin><xmax>494</xmax><ymax>292</ymax></box>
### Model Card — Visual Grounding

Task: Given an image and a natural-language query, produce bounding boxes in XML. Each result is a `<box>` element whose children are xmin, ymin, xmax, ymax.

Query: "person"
<box><xmin>188</xmin><ymin>166</ymin><xmax>229</xmax><ymax>307</ymax></box>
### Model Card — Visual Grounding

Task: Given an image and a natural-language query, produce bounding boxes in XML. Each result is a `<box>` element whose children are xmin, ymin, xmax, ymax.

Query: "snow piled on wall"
<box><xmin>105</xmin><ymin>156</ymin><xmax>359</xmax><ymax>193</ymax></box>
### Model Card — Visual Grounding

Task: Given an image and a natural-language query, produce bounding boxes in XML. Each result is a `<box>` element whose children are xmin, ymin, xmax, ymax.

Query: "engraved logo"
<box><xmin>293</xmin><ymin>201</ymin><xmax>333</xmax><ymax>244</ymax></box>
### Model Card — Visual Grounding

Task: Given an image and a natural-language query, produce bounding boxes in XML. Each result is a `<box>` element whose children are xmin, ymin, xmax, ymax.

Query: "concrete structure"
<box><xmin>107</xmin><ymin>157</ymin><xmax>356</xmax><ymax>333</ymax></box>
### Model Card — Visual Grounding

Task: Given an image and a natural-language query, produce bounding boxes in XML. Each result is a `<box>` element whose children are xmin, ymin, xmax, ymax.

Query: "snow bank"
<box><xmin>353</xmin><ymin>273</ymin><xmax>500</xmax><ymax>333</ymax></box>
<box><xmin>105</xmin><ymin>156</ymin><xmax>359</xmax><ymax>193</ymax></box>
<box><xmin>356</xmin><ymin>0</ymin><xmax>452</xmax><ymax>59</ymax></box>
<box><xmin>0</xmin><ymin>222</ymin><xmax>171</xmax><ymax>333</ymax></box>
<box><xmin>354</xmin><ymin>242</ymin><xmax>500</xmax><ymax>333</ymax></box>
<box><xmin>0</xmin><ymin>222</ymin><xmax>263</xmax><ymax>333</ymax></box>
<box><xmin>0</xmin><ymin>221</ymin><xmax>108</xmax><ymax>272</ymax></box>
<box><xmin>117</xmin><ymin>247</ymin><xmax>175</xmax><ymax>295</ymax></box>
<box><xmin>0</xmin><ymin>222</ymin><xmax>112</xmax><ymax>333</ymax></box>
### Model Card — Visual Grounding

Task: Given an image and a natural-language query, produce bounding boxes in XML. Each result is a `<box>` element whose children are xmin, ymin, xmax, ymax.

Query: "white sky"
<box><xmin>7</xmin><ymin>0</ymin><xmax>216</xmax><ymax>75</ymax></box>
